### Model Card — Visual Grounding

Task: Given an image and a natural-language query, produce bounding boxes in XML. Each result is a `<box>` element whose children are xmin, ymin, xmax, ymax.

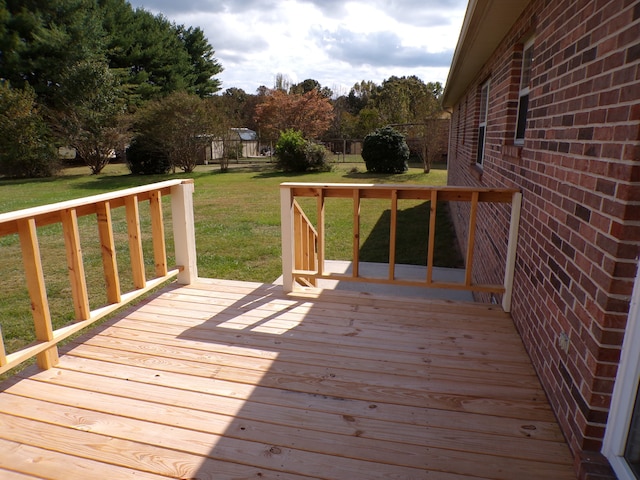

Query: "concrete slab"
<box><xmin>274</xmin><ymin>260</ymin><xmax>475</xmax><ymax>302</ymax></box>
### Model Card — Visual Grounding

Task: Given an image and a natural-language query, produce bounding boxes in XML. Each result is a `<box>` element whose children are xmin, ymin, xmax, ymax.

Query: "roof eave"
<box><xmin>442</xmin><ymin>0</ymin><xmax>531</xmax><ymax>108</ymax></box>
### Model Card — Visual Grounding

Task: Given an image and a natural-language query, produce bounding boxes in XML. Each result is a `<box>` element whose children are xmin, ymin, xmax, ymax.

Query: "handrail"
<box><xmin>280</xmin><ymin>183</ymin><xmax>522</xmax><ymax>312</ymax></box>
<box><xmin>0</xmin><ymin>179</ymin><xmax>198</xmax><ymax>374</ymax></box>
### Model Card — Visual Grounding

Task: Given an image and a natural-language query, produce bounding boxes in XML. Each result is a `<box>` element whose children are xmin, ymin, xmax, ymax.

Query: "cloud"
<box><xmin>131</xmin><ymin>0</ymin><xmax>280</xmax><ymax>15</ymax></box>
<box><xmin>126</xmin><ymin>0</ymin><xmax>466</xmax><ymax>93</ymax></box>
<box><xmin>311</xmin><ymin>27</ymin><xmax>454</xmax><ymax>69</ymax></box>
<box><xmin>302</xmin><ymin>0</ymin><xmax>467</xmax><ymax>26</ymax></box>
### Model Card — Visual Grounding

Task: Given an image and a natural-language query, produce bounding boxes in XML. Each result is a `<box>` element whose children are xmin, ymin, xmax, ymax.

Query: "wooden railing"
<box><xmin>280</xmin><ymin>183</ymin><xmax>522</xmax><ymax>312</ymax></box>
<box><xmin>293</xmin><ymin>200</ymin><xmax>318</xmax><ymax>287</ymax></box>
<box><xmin>0</xmin><ymin>179</ymin><xmax>197</xmax><ymax>374</ymax></box>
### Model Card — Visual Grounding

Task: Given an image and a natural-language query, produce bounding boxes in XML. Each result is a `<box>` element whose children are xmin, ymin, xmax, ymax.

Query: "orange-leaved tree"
<box><xmin>254</xmin><ymin>89</ymin><xmax>333</xmax><ymax>142</ymax></box>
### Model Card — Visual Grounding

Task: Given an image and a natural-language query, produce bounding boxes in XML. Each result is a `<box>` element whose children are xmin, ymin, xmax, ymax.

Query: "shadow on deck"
<box><xmin>0</xmin><ymin>278</ymin><xmax>575</xmax><ymax>479</ymax></box>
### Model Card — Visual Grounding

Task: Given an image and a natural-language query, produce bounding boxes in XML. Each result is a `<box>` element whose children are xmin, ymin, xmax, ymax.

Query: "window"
<box><xmin>603</xmin><ymin>265</ymin><xmax>640</xmax><ymax>480</ymax></box>
<box><xmin>476</xmin><ymin>80</ymin><xmax>490</xmax><ymax>165</ymax></box>
<box><xmin>625</xmin><ymin>387</ymin><xmax>640</xmax><ymax>478</ymax></box>
<box><xmin>515</xmin><ymin>38</ymin><xmax>534</xmax><ymax>145</ymax></box>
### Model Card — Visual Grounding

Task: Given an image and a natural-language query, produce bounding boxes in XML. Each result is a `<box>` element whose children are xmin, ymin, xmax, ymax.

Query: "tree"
<box><xmin>374</xmin><ymin>76</ymin><xmax>441</xmax><ymax>125</ymax></box>
<box><xmin>135</xmin><ymin>92</ymin><xmax>221</xmax><ymax>173</ymax></box>
<box><xmin>290</xmin><ymin>78</ymin><xmax>333</xmax><ymax>98</ymax></box>
<box><xmin>254</xmin><ymin>89</ymin><xmax>334</xmax><ymax>141</ymax></box>
<box><xmin>373</xmin><ymin>77</ymin><xmax>444</xmax><ymax>172</ymax></box>
<box><xmin>0</xmin><ymin>81</ymin><xmax>59</xmax><ymax>178</ymax></box>
<box><xmin>176</xmin><ymin>25</ymin><xmax>223</xmax><ymax>97</ymax></box>
<box><xmin>52</xmin><ymin>60</ymin><xmax>130</xmax><ymax>174</ymax></box>
<box><xmin>346</xmin><ymin>80</ymin><xmax>379</xmax><ymax>114</ymax></box>
<box><xmin>100</xmin><ymin>1</ymin><xmax>222</xmax><ymax>104</ymax></box>
<box><xmin>273</xmin><ymin>73</ymin><xmax>292</xmax><ymax>92</ymax></box>
<box><xmin>0</xmin><ymin>0</ymin><xmax>105</xmax><ymax>107</ymax></box>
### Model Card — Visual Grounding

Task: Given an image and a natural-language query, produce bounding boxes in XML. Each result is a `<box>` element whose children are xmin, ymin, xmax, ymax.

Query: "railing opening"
<box><xmin>280</xmin><ymin>183</ymin><xmax>522</xmax><ymax>312</ymax></box>
<box><xmin>0</xmin><ymin>179</ymin><xmax>197</xmax><ymax>374</ymax></box>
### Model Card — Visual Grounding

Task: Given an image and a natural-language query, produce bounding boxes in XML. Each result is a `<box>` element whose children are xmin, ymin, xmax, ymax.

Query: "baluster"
<box><xmin>388</xmin><ymin>189</ymin><xmax>398</xmax><ymax>281</ymax></box>
<box><xmin>125</xmin><ymin>195</ymin><xmax>146</xmax><ymax>289</ymax></box>
<box><xmin>352</xmin><ymin>189</ymin><xmax>361</xmax><ymax>278</ymax></box>
<box><xmin>426</xmin><ymin>189</ymin><xmax>438</xmax><ymax>285</ymax></box>
<box><xmin>97</xmin><ymin>201</ymin><xmax>121</xmax><ymax>304</ymax></box>
<box><xmin>17</xmin><ymin>218</ymin><xmax>58</xmax><ymax>369</ymax></box>
<box><xmin>0</xmin><ymin>325</ymin><xmax>6</xmax><ymax>367</ymax></box>
<box><xmin>149</xmin><ymin>190</ymin><xmax>168</xmax><ymax>277</ymax></box>
<box><xmin>61</xmin><ymin>208</ymin><xmax>90</xmax><ymax>320</ymax></box>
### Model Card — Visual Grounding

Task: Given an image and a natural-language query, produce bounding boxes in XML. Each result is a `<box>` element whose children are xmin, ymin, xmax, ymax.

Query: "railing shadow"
<box><xmin>358</xmin><ymin>200</ymin><xmax>463</xmax><ymax>268</ymax></box>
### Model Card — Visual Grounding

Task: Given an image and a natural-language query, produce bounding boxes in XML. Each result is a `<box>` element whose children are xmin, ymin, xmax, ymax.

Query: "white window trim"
<box><xmin>514</xmin><ymin>37</ymin><xmax>534</xmax><ymax>146</ymax></box>
<box><xmin>477</xmin><ymin>79</ymin><xmax>490</xmax><ymax>166</ymax></box>
<box><xmin>603</xmin><ymin>260</ymin><xmax>640</xmax><ymax>480</ymax></box>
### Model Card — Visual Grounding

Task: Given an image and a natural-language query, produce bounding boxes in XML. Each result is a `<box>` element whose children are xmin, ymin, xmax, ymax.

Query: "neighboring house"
<box><xmin>204</xmin><ymin>128</ymin><xmax>259</xmax><ymax>163</ymax></box>
<box><xmin>443</xmin><ymin>1</ymin><xmax>640</xmax><ymax>479</ymax></box>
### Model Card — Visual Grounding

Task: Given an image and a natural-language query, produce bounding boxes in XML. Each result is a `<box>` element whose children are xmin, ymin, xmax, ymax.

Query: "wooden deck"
<box><xmin>0</xmin><ymin>278</ymin><xmax>576</xmax><ymax>479</ymax></box>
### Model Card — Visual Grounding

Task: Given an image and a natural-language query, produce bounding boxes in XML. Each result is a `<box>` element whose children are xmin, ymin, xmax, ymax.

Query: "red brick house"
<box><xmin>443</xmin><ymin>0</ymin><xmax>640</xmax><ymax>479</ymax></box>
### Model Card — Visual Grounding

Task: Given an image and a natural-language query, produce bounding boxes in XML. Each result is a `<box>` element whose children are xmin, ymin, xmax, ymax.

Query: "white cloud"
<box><xmin>127</xmin><ymin>0</ymin><xmax>466</xmax><ymax>94</ymax></box>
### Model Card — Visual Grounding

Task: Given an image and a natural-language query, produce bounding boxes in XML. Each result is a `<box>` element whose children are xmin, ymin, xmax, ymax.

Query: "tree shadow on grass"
<box><xmin>359</xmin><ymin>200</ymin><xmax>464</xmax><ymax>268</ymax></box>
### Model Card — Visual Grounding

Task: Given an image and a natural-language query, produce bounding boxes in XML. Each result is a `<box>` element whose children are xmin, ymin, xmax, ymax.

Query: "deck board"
<box><xmin>0</xmin><ymin>278</ymin><xmax>576</xmax><ymax>479</ymax></box>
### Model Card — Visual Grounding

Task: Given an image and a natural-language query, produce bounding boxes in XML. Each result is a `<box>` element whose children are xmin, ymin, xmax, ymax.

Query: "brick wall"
<box><xmin>447</xmin><ymin>0</ymin><xmax>640</xmax><ymax>478</ymax></box>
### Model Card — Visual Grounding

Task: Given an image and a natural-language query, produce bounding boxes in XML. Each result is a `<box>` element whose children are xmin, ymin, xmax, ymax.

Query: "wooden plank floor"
<box><xmin>0</xmin><ymin>278</ymin><xmax>576</xmax><ymax>479</ymax></box>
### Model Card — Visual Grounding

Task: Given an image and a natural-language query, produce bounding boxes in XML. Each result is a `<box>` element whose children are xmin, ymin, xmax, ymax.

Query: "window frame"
<box><xmin>603</xmin><ymin>264</ymin><xmax>640</xmax><ymax>480</ymax></box>
<box><xmin>476</xmin><ymin>79</ymin><xmax>490</xmax><ymax>166</ymax></box>
<box><xmin>514</xmin><ymin>37</ymin><xmax>534</xmax><ymax>146</ymax></box>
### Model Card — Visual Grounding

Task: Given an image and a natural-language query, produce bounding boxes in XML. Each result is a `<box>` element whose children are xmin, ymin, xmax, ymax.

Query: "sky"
<box><xmin>126</xmin><ymin>0</ymin><xmax>468</xmax><ymax>96</ymax></box>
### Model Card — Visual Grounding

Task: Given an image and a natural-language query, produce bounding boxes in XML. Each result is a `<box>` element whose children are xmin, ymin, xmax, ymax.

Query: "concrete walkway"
<box><xmin>275</xmin><ymin>260</ymin><xmax>475</xmax><ymax>302</ymax></box>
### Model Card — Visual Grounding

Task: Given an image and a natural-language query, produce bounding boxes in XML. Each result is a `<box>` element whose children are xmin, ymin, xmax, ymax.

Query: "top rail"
<box><xmin>0</xmin><ymin>179</ymin><xmax>185</xmax><ymax>236</ymax></box>
<box><xmin>280</xmin><ymin>183</ymin><xmax>522</xmax><ymax>312</ymax></box>
<box><xmin>0</xmin><ymin>179</ymin><xmax>197</xmax><ymax>374</ymax></box>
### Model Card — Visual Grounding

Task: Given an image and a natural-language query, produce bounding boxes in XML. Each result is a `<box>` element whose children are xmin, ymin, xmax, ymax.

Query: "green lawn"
<box><xmin>0</xmin><ymin>158</ymin><xmax>456</xmax><ymax>361</ymax></box>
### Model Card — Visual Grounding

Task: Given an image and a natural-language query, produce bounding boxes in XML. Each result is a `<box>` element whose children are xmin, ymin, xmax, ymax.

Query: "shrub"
<box><xmin>362</xmin><ymin>126</ymin><xmax>409</xmax><ymax>173</ymax></box>
<box><xmin>303</xmin><ymin>142</ymin><xmax>331</xmax><ymax>172</ymax></box>
<box><xmin>275</xmin><ymin>129</ymin><xmax>330</xmax><ymax>172</ymax></box>
<box><xmin>275</xmin><ymin>129</ymin><xmax>306</xmax><ymax>171</ymax></box>
<box><xmin>126</xmin><ymin>136</ymin><xmax>171</xmax><ymax>175</ymax></box>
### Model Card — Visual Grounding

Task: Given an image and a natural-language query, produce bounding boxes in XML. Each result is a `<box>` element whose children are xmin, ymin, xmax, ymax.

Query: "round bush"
<box><xmin>275</xmin><ymin>129</ymin><xmax>306</xmax><ymax>172</ymax></box>
<box><xmin>362</xmin><ymin>126</ymin><xmax>409</xmax><ymax>173</ymax></box>
<box><xmin>303</xmin><ymin>142</ymin><xmax>331</xmax><ymax>172</ymax></box>
<box><xmin>275</xmin><ymin>130</ymin><xmax>330</xmax><ymax>172</ymax></box>
<box><xmin>126</xmin><ymin>136</ymin><xmax>171</xmax><ymax>175</ymax></box>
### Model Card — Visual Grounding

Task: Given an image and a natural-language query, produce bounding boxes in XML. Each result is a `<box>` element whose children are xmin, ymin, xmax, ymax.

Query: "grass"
<box><xmin>0</xmin><ymin>156</ymin><xmax>458</xmax><ymax>366</ymax></box>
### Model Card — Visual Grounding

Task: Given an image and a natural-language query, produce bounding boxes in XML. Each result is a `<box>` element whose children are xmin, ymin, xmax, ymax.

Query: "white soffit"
<box><xmin>443</xmin><ymin>0</ymin><xmax>530</xmax><ymax>107</ymax></box>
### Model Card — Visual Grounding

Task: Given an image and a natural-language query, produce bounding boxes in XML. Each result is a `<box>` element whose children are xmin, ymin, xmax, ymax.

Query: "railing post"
<box><xmin>171</xmin><ymin>179</ymin><xmax>198</xmax><ymax>285</ymax></box>
<box><xmin>280</xmin><ymin>185</ymin><xmax>295</xmax><ymax>293</ymax></box>
<box><xmin>502</xmin><ymin>191</ymin><xmax>522</xmax><ymax>313</ymax></box>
